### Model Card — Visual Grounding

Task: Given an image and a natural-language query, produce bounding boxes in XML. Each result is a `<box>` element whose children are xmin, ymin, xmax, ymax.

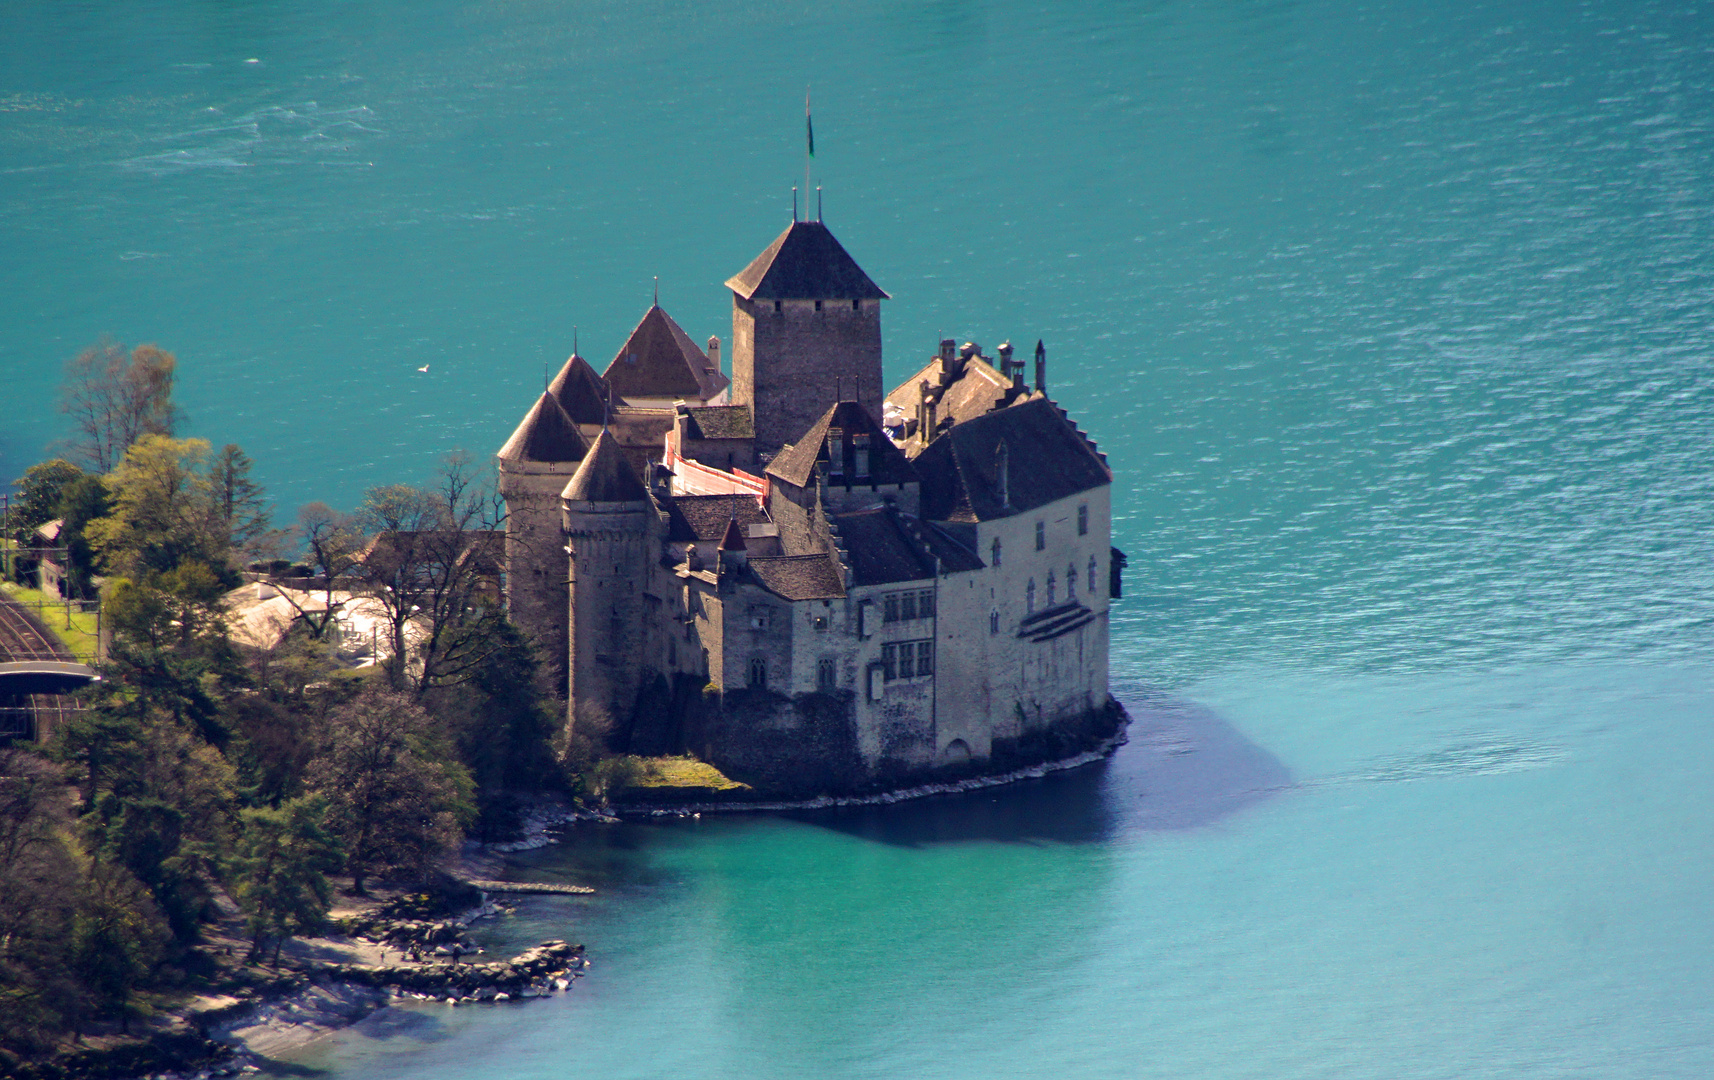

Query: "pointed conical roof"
<box><xmin>725</xmin><ymin>221</ymin><xmax>889</xmax><ymax>301</ymax></box>
<box><xmin>498</xmin><ymin>392</ymin><xmax>590</xmax><ymax>463</ymax></box>
<box><xmin>600</xmin><ymin>306</ymin><xmax>728</xmax><ymax>401</ymax></box>
<box><xmin>718</xmin><ymin>516</ymin><xmax>747</xmax><ymax>551</ymax></box>
<box><xmin>562</xmin><ymin>430</ymin><xmax>649</xmax><ymax>504</ymax></box>
<box><xmin>549</xmin><ymin>353</ymin><xmax>620</xmax><ymax>425</ymax></box>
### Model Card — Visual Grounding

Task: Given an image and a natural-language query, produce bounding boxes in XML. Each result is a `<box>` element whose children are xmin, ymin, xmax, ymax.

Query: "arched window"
<box><xmin>991</xmin><ymin>537</ymin><xmax>1002</xmax><ymax>567</ymax></box>
<box><xmin>1026</xmin><ymin>579</ymin><xmax>1036</xmax><ymax>614</ymax></box>
<box><xmin>1066</xmin><ymin>562</ymin><xmax>1077</xmax><ymax>600</ymax></box>
<box><xmin>1047</xmin><ymin>571</ymin><xmax>1056</xmax><ymax>605</ymax></box>
<box><xmin>1089</xmin><ymin>556</ymin><xmax>1098</xmax><ymax>596</ymax></box>
<box><xmin>748</xmin><ymin>657</ymin><xmax>767</xmax><ymax>689</ymax></box>
<box><xmin>817</xmin><ymin>657</ymin><xmax>837</xmax><ymax>692</ymax></box>
<box><xmin>989</xmin><ymin>609</ymin><xmax>1000</xmax><ymax>635</ymax></box>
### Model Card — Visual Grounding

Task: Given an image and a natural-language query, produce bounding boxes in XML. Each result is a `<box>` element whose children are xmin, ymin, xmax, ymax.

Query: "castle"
<box><xmin>496</xmin><ymin>213</ymin><xmax>1125</xmax><ymax>795</ymax></box>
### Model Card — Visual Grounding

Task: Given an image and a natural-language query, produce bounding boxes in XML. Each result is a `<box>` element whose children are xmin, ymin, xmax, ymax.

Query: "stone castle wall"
<box><xmin>731</xmin><ymin>296</ymin><xmax>883</xmax><ymax>458</ymax></box>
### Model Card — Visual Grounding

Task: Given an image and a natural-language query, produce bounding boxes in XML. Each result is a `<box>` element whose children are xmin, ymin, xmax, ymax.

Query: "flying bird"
<box><xmin>417</xmin><ymin>364</ymin><xmax>430</xmax><ymax>372</ymax></box>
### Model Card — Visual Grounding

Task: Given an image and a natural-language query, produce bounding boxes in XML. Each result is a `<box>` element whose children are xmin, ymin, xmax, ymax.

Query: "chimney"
<box><xmin>827</xmin><ymin>426</ymin><xmax>845</xmax><ymax>478</ymax></box>
<box><xmin>706</xmin><ymin>336</ymin><xmax>722</xmax><ymax>375</ymax></box>
<box><xmin>939</xmin><ymin>339</ymin><xmax>956</xmax><ymax>365</ymax></box>
<box><xmin>1034</xmin><ymin>339</ymin><xmax>1047</xmax><ymax>392</ymax></box>
<box><xmin>997</xmin><ymin>340</ymin><xmax>1014</xmax><ymax>379</ymax></box>
<box><xmin>995</xmin><ymin>439</ymin><xmax>1010</xmax><ymax>509</ymax></box>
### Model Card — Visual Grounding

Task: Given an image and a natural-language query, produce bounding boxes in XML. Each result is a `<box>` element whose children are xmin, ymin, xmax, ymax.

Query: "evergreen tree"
<box><xmin>230</xmin><ymin>795</ymin><xmax>342</xmax><ymax>965</ymax></box>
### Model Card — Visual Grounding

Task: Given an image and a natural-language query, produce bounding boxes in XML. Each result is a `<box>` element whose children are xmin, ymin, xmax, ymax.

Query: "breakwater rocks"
<box><xmin>311</xmin><ymin>940</ymin><xmax>586</xmax><ymax>1002</ymax></box>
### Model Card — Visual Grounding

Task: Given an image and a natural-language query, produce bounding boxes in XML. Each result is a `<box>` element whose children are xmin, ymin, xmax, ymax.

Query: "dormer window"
<box><xmin>814</xmin><ymin>299</ymin><xmax>823</xmax><ymax>312</ymax></box>
<box><xmin>853</xmin><ymin>434</ymin><xmax>870</xmax><ymax>480</ymax></box>
<box><xmin>852</xmin><ymin>299</ymin><xmax>861</xmax><ymax>312</ymax></box>
<box><xmin>827</xmin><ymin>428</ymin><xmax>845</xmax><ymax>476</ymax></box>
<box><xmin>774</xmin><ymin>300</ymin><xmax>782</xmax><ymax>314</ymax></box>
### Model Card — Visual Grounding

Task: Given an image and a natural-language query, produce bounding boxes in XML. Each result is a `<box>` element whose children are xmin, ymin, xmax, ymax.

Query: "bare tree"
<box><xmin>350</xmin><ymin>452</ymin><xmax>508</xmax><ymax>696</ymax></box>
<box><xmin>58</xmin><ymin>340</ymin><xmax>182</xmax><ymax>473</ymax></box>
<box><xmin>270</xmin><ymin>502</ymin><xmax>365</xmax><ymax>640</ymax></box>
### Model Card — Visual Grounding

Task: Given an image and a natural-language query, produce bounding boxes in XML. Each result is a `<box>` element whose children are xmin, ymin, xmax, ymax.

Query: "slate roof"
<box><xmin>831</xmin><ymin>508</ymin><xmax>936</xmax><ymax>586</ymax></box>
<box><xmin>682</xmin><ymin>404</ymin><xmax>754</xmax><ymax>440</ymax></box>
<box><xmin>886</xmin><ymin>353</ymin><xmax>1018</xmax><ymax>444</ymax></box>
<box><xmin>497</xmin><ymin>392</ymin><xmax>589</xmax><ymax>464</ymax></box>
<box><xmin>748</xmin><ymin>553</ymin><xmax>847</xmax><ymax>601</ymax></box>
<box><xmin>765</xmin><ymin>401</ymin><xmax>918</xmax><ymax>489</ymax></box>
<box><xmin>725</xmin><ymin>221</ymin><xmax>889</xmax><ymax>301</ymax></box>
<box><xmin>562</xmin><ymin>431</ymin><xmax>649</xmax><ymax>504</ymax></box>
<box><xmin>915</xmin><ymin>396</ymin><xmax>1111</xmax><ymax>522</ymax></box>
<box><xmin>665</xmin><ymin>494</ymin><xmax>769</xmax><ymax>543</ymax></box>
<box><xmin>548</xmin><ymin>353</ymin><xmax>619</xmax><ymax>425</ymax></box>
<box><xmin>600</xmin><ymin>306</ymin><xmax>729</xmax><ymax>401</ymax></box>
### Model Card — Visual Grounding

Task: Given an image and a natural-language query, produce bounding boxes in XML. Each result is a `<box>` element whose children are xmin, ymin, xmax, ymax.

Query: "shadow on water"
<box><xmin>785</xmin><ymin>692</ymin><xmax>1292</xmax><ymax>847</ymax></box>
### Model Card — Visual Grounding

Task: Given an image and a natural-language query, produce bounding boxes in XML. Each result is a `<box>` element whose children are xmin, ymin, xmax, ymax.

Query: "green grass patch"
<box><xmin>0</xmin><ymin>580</ymin><xmax>101</xmax><ymax>661</ymax></box>
<box><xmin>631</xmin><ymin>755</ymin><xmax>750</xmax><ymax>791</ymax></box>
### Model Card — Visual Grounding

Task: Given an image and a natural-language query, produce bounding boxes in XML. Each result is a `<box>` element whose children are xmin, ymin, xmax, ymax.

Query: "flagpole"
<box><xmin>804</xmin><ymin>87</ymin><xmax>813</xmax><ymax>222</ymax></box>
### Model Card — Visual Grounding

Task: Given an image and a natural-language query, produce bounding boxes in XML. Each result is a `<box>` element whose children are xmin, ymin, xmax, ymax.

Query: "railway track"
<box><xmin>0</xmin><ymin>593</ymin><xmax>83</xmax><ymax>742</ymax></box>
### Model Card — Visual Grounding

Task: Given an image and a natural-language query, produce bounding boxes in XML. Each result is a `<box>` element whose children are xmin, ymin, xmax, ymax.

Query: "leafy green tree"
<box><xmin>56</xmin><ymin>473</ymin><xmax>112</xmax><ymax>599</ymax></box>
<box><xmin>209</xmin><ymin>443</ymin><xmax>276</xmax><ymax>561</ymax></box>
<box><xmin>0</xmin><ymin>749</ymin><xmax>85</xmax><ymax>1055</ymax></box>
<box><xmin>58</xmin><ymin>340</ymin><xmax>181</xmax><ymax>473</ymax></box>
<box><xmin>230</xmin><ymin>795</ymin><xmax>342</xmax><ymax>965</ymax></box>
<box><xmin>7</xmin><ymin>459</ymin><xmax>83</xmax><ymax>542</ymax></box>
<box><xmin>67</xmin><ymin>858</ymin><xmax>169</xmax><ymax>1034</ymax></box>
<box><xmin>87</xmin><ymin>435</ymin><xmax>229</xmax><ymax>580</ymax></box>
<box><xmin>307</xmin><ymin>689</ymin><xmax>472</xmax><ymax>894</ymax></box>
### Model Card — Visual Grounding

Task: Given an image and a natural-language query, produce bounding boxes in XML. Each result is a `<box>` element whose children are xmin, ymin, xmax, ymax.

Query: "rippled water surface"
<box><xmin>4</xmin><ymin>0</ymin><xmax>1713</xmax><ymax>1076</ymax></box>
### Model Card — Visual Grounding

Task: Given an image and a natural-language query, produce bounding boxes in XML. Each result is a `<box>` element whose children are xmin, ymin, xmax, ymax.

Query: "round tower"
<box><xmin>560</xmin><ymin>431</ymin><xmax>653</xmax><ymax>741</ymax></box>
<box><xmin>497</xmin><ymin>391</ymin><xmax>589</xmax><ymax>695</ymax></box>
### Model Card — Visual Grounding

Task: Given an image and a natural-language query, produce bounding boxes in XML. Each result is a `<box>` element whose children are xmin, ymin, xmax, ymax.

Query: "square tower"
<box><xmin>725</xmin><ymin>221</ymin><xmax>889</xmax><ymax>460</ymax></box>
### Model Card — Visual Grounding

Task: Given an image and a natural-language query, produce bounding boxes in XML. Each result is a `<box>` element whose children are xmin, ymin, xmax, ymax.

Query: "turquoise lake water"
<box><xmin>5</xmin><ymin>0</ymin><xmax>1714</xmax><ymax>1075</ymax></box>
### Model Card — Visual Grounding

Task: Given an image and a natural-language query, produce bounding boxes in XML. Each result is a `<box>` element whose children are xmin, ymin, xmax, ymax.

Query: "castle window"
<box><xmin>880</xmin><ymin>639</ymin><xmax>934</xmax><ymax>682</ymax></box>
<box><xmin>1078</xmin><ymin>504</ymin><xmax>1089</xmax><ymax>536</ymax></box>
<box><xmin>916</xmin><ymin>640</ymin><xmax>934</xmax><ymax>676</ymax></box>
<box><xmin>749</xmin><ymin>606</ymin><xmax>772</xmax><ymax>630</ymax></box>
<box><xmin>818</xmin><ymin>657</ymin><xmax>837</xmax><ymax>692</ymax></box>
<box><xmin>1035</xmin><ymin>520</ymin><xmax>1045</xmax><ymax>551</ymax></box>
<box><xmin>897</xmin><ymin>643</ymin><xmax>915</xmax><ymax>678</ymax></box>
<box><xmin>917</xmin><ymin>589</ymin><xmax>935</xmax><ymax>618</ymax></box>
<box><xmin>899</xmin><ymin>591</ymin><xmax>917</xmax><ymax>622</ymax></box>
<box><xmin>1047</xmin><ymin>572</ymin><xmax>1056</xmax><ymax>605</ymax></box>
<box><xmin>990</xmin><ymin>609</ymin><xmax>1000</xmax><ymax>635</ymax></box>
<box><xmin>749</xmin><ymin>657</ymin><xmax>767</xmax><ymax>688</ymax></box>
<box><xmin>1026</xmin><ymin>579</ymin><xmax>1036</xmax><ymax>613</ymax></box>
<box><xmin>881</xmin><ymin>643</ymin><xmax>897</xmax><ymax>681</ymax></box>
<box><xmin>814</xmin><ymin>299</ymin><xmax>823</xmax><ymax>312</ymax></box>
<box><xmin>991</xmin><ymin>538</ymin><xmax>1002</xmax><ymax>567</ymax></box>
<box><xmin>813</xmin><ymin>614</ymin><xmax>829</xmax><ymax>631</ymax></box>
<box><xmin>853</xmin><ymin>434</ymin><xmax>870</xmax><ymax>480</ymax></box>
<box><xmin>774</xmin><ymin>300</ymin><xmax>782</xmax><ymax>314</ymax></box>
<box><xmin>1067</xmin><ymin>562</ymin><xmax>1077</xmax><ymax>600</ymax></box>
<box><xmin>1089</xmin><ymin>556</ymin><xmax>1098</xmax><ymax>596</ymax></box>
<box><xmin>852</xmin><ymin>299</ymin><xmax>861</xmax><ymax>312</ymax></box>
<box><xmin>827</xmin><ymin>428</ymin><xmax>845</xmax><ymax>476</ymax></box>
<box><xmin>884</xmin><ymin>593</ymin><xmax>899</xmax><ymax>623</ymax></box>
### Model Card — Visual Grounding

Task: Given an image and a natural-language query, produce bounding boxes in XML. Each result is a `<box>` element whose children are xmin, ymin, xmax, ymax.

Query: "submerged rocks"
<box><xmin>310</xmin><ymin>939</ymin><xmax>586</xmax><ymax>1002</ymax></box>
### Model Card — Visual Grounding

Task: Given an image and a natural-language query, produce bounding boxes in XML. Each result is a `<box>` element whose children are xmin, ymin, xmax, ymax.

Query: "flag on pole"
<box><xmin>806</xmin><ymin>90</ymin><xmax>815</xmax><ymax>158</ymax></box>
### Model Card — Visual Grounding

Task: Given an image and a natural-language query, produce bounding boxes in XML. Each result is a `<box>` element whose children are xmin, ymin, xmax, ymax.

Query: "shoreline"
<box><xmin>90</xmin><ymin>726</ymin><xmax>1132</xmax><ymax>1078</ymax></box>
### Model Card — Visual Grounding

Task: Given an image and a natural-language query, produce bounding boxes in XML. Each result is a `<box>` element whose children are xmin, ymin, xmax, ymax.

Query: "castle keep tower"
<box><xmin>725</xmin><ymin>221</ymin><xmax>888</xmax><ymax>460</ymax></box>
<box><xmin>561</xmin><ymin>431</ymin><xmax>652</xmax><ymax>730</ymax></box>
